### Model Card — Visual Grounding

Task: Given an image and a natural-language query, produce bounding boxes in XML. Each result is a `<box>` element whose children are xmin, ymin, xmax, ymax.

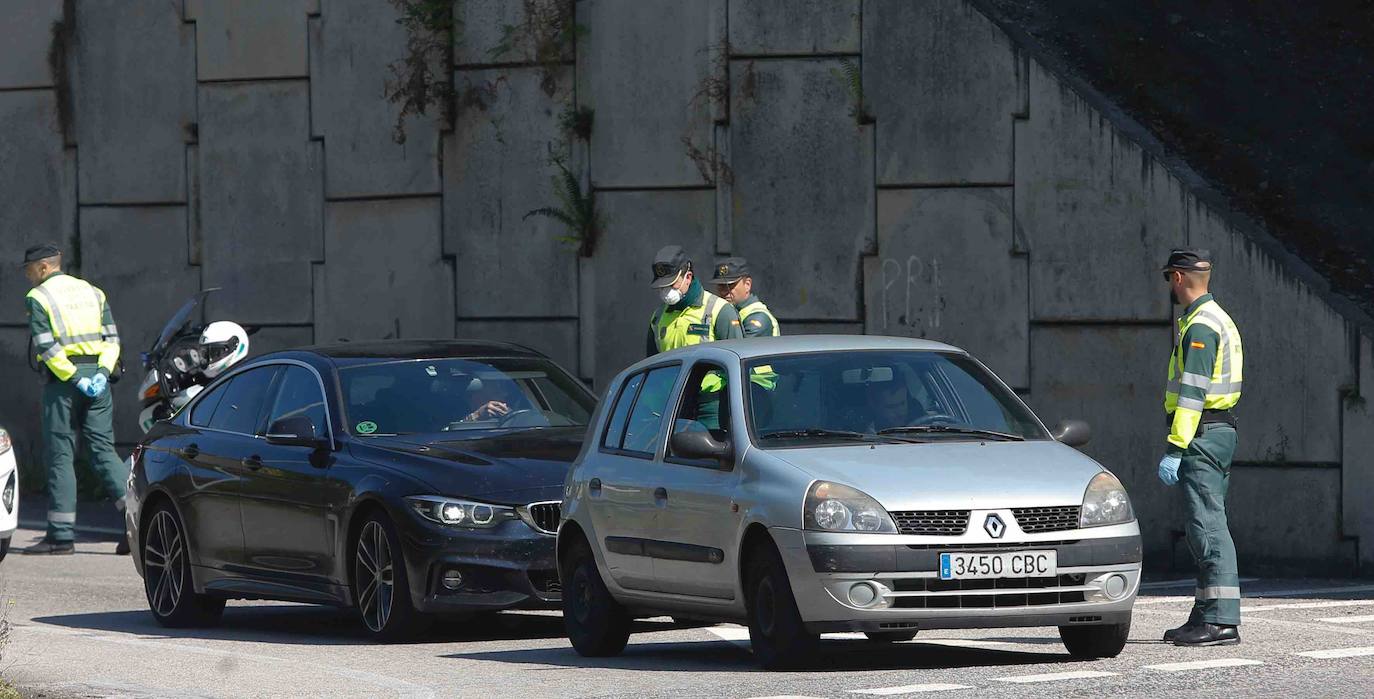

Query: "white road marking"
<box><xmin>1316</xmin><ymin>615</ymin><xmax>1374</xmax><ymax>624</ymax></box>
<box><xmin>1144</xmin><ymin>658</ymin><xmax>1264</xmax><ymax>672</ymax></box>
<box><xmin>708</xmin><ymin>626</ymin><xmax>1011</xmax><ymax>651</ymax></box>
<box><xmin>994</xmin><ymin>670</ymin><xmax>1118</xmax><ymax>683</ymax></box>
<box><xmin>917</xmin><ymin>639</ymin><xmax>1013</xmax><ymax>648</ymax></box>
<box><xmin>746</xmin><ymin>696</ymin><xmax>828</xmax><ymax>699</ymax></box>
<box><xmin>849</xmin><ymin>683</ymin><xmax>974</xmax><ymax>695</ymax></box>
<box><xmin>1244</xmin><ymin>584</ymin><xmax>1374</xmax><ymax>599</ymax></box>
<box><xmin>1243</xmin><ymin>600</ymin><xmax>1374</xmax><ymax>613</ymax></box>
<box><xmin>708</xmin><ymin>625</ymin><xmax>752</xmax><ymax>650</ymax></box>
<box><xmin>1295</xmin><ymin>646</ymin><xmax>1374</xmax><ymax>659</ymax></box>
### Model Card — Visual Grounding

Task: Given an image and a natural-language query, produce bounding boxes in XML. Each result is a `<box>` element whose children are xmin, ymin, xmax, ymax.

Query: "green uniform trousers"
<box><xmin>42</xmin><ymin>365</ymin><xmax>128</xmax><ymax>543</ymax></box>
<box><xmin>1180</xmin><ymin>423</ymin><xmax>1241</xmax><ymax>626</ymax></box>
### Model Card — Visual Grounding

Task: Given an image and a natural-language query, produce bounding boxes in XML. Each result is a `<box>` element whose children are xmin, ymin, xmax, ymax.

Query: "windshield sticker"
<box><xmin>356</xmin><ymin>420</ymin><xmax>378</xmax><ymax>434</ymax></box>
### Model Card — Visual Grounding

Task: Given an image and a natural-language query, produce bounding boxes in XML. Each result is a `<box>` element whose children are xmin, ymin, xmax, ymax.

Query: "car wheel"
<box><xmin>0</xmin><ymin>536</ymin><xmax>9</xmax><ymax>563</ymax></box>
<box><xmin>353</xmin><ymin>513</ymin><xmax>430</xmax><ymax>642</ymax></box>
<box><xmin>745</xmin><ymin>539</ymin><xmax>818</xmax><ymax>670</ymax></box>
<box><xmin>142</xmin><ymin>503</ymin><xmax>225</xmax><ymax>627</ymax></box>
<box><xmin>562</xmin><ymin>539</ymin><xmax>631</xmax><ymax>656</ymax></box>
<box><xmin>1059</xmin><ymin>616</ymin><xmax>1131</xmax><ymax>658</ymax></box>
<box><xmin>864</xmin><ymin>630</ymin><xmax>917</xmax><ymax>643</ymax></box>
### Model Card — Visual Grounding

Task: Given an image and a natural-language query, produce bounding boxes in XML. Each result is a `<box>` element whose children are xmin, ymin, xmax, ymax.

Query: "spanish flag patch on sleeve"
<box><xmin>1190</xmin><ymin>341</ymin><xmax>1206</xmax><ymax>349</ymax></box>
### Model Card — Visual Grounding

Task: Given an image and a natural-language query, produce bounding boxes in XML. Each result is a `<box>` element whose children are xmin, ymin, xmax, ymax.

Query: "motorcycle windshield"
<box><xmin>149</xmin><ymin>290</ymin><xmax>215</xmax><ymax>358</ymax></box>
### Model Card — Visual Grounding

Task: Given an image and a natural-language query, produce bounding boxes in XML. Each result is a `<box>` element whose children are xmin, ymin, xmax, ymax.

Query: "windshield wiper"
<box><xmin>878</xmin><ymin>426</ymin><xmax>1024</xmax><ymax>441</ymax></box>
<box><xmin>759</xmin><ymin>428</ymin><xmax>919</xmax><ymax>444</ymax></box>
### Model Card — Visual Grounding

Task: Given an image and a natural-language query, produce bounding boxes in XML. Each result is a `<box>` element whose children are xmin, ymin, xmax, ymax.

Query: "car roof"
<box><xmin>642</xmin><ymin>334</ymin><xmax>966</xmax><ymax>364</ymax></box>
<box><xmin>250</xmin><ymin>339</ymin><xmax>548</xmax><ymax>367</ymax></box>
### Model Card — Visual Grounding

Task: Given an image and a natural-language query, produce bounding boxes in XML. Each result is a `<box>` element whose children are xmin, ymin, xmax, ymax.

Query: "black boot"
<box><xmin>1173</xmin><ymin>622</ymin><xmax>1240</xmax><ymax>646</ymax></box>
<box><xmin>24</xmin><ymin>540</ymin><xmax>75</xmax><ymax>555</ymax></box>
<box><xmin>1163</xmin><ymin>621</ymin><xmax>1195</xmax><ymax>642</ymax></box>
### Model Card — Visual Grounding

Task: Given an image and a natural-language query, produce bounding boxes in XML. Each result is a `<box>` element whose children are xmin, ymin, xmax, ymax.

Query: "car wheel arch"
<box><xmin>138</xmin><ymin>489</ymin><xmax>200</xmax><ymax>588</ymax></box>
<box><xmin>556</xmin><ymin>520</ymin><xmax>590</xmax><ymax>572</ymax></box>
<box><xmin>737</xmin><ymin>523</ymin><xmax>776</xmax><ymax>592</ymax></box>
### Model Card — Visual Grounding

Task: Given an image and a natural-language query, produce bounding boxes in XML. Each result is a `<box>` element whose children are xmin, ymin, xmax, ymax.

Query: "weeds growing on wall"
<box><xmin>558</xmin><ymin>105</ymin><xmax>594</xmax><ymax>142</ymax></box>
<box><xmin>386</xmin><ymin>0</ymin><xmax>459</xmax><ymax>144</ymax></box>
<box><xmin>524</xmin><ymin>155</ymin><xmax>603</xmax><ymax>258</ymax></box>
<box><xmin>832</xmin><ymin>58</ymin><xmax>873</xmax><ymax>124</ymax></box>
<box><xmin>682</xmin><ymin>40</ymin><xmax>733</xmax><ymax>185</ymax></box>
<box><xmin>682</xmin><ymin>135</ymin><xmax>733</xmax><ymax>186</ymax></box>
<box><xmin>490</xmin><ymin>0</ymin><xmax>583</xmax><ymax>97</ymax></box>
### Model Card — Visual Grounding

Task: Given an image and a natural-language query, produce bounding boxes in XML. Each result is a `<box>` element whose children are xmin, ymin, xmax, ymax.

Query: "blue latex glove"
<box><xmin>76</xmin><ymin>376</ymin><xmax>98</xmax><ymax>398</ymax></box>
<box><xmin>1158</xmin><ymin>454</ymin><xmax>1181</xmax><ymax>486</ymax></box>
<box><xmin>90</xmin><ymin>373</ymin><xmax>108</xmax><ymax>397</ymax></box>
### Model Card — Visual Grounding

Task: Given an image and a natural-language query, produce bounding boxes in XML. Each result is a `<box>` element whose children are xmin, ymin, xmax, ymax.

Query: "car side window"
<box><xmin>208</xmin><ymin>366</ymin><xmax>280</xmax><ymax>435</ymax></box>
<box><xmin>601</xmin><ymin>372</ymin><xmax>645</xmax><ymax>450</ymax></box>
<box><xmin>189</xmin><ymin>380</ymin><xmax>228</xmax><ymax>427</ymax></box>
<box><xmin>265</xmin><ymin>366</ymin><xmax>328</xmax><ymax>438</ymax></box>
<box><xmin>668</xmin><ymin>362</ymin><xmax>730</xmax><ymax>462</ymax></box>
<box><xmin>618</xmin><ymin>365</ymin><xmax>682</xmax><ymax>456</ymax></box>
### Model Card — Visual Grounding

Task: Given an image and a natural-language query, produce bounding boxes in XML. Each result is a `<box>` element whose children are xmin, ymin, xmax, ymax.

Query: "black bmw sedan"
<box><xmin>125</xmin><ymin>340</ymin><xmax>596</xmax><ymax>640</ymax></box>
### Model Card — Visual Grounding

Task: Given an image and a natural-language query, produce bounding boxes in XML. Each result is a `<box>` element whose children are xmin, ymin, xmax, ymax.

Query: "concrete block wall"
<box><xmin>0</xmin><ymin>0</ymin><xmax>1368</xmax><ymax>574</ymax></box>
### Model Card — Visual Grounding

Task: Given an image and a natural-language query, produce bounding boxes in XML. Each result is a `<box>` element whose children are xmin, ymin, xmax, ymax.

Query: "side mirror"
<box><xmin>265</xmin><ymin>416</ymin><xmax>326</xmax><ymax>449</ymax></box>
<box><xmin>670</xmin><ymin>430</ymin><xmax>734</xmax><ymax>467</ymax></box>
<box><xmin>1051</xmin><ymin>420</ymin><xmax>1092</xmax><ymax>448</ymax></box>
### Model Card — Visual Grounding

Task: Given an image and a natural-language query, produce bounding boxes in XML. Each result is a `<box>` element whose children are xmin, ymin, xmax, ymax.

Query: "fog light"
<box><xmin>2</xmin><ymin>472</ymin><xmax>13</xmax><ymax>514</ymax></box>
<box><xmin>1104</xmin><ymin>574</ymin><xmax>1128</xmax><ymax>600</ymax></box>
<box><xmin>442</xmin><ymin>569</ymin><xmax>464</xmax><ymax>591</ymax></box>
<box><xmin>848</xmin><ymin>582</ymin><xmax>879</xmax><ymax>607</ymax></box>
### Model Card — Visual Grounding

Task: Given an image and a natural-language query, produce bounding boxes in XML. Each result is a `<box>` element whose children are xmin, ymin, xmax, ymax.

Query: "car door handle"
<box><xmin>241</xmin><ymin>456</ymin><xmax>263</xmax><ymax>471</ymax></box>
<box><xmin>654</xmin><ymin>487</ymin><xmax>668</xmax><ymax>502</ymax></box>
<box><xmin>589</xmin><ymin>478</ymin><xmax>602</xmax><ymax>496</ymax></box>
<box><xmin>179</xmin><ymin>444</ymin><xmax>199</xmax><ymax>460</ymax></box>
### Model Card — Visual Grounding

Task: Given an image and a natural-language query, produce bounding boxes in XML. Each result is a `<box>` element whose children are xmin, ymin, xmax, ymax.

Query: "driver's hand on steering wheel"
<box><xmin>464</xmin><ymin>400</ymin><xmax>510</xmax><ymax>422</ymax></box>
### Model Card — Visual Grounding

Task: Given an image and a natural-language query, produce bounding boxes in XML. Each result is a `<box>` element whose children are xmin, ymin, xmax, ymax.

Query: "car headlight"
<box><xmin>804</xmin><ymin>481</ymin><xmax>898</xmax><ymax>533</ymax></box>
<box><xmin>406</xmin><ymin>495</ymin><xmax>518</xmax><ymax>529</ymax></box>
<box><xmin>1080</xmin><ymin>472</ymin><xmax>1134</xmax><ymax>527</ymax></box>
<box><xmin>0</xmin><ymin>428</ymin><xmax>10</xmax><ymax>456</ymax></box>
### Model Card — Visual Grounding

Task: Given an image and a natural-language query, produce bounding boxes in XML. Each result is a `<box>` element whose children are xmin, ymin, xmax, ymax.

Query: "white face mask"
<box><xmin>659</xmin><ymin>286</ymin><xmax>683</xmax><ymax>305</ymax></box>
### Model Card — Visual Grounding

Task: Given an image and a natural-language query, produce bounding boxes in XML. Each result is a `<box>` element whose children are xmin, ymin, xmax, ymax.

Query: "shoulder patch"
<box><xmin>1190</xmin><ymin>341</ymin><xmax>1206</xmax><ymax>349</ymax></box>
<box><xmin>731</xmin><ymin>319</ymin><xmax>740</xmax><ymax>325</ymax></box>
<box><xmin>749</xmin><ymin>318</ymin><xmax>762</xmax><ymax>327</ymax></box>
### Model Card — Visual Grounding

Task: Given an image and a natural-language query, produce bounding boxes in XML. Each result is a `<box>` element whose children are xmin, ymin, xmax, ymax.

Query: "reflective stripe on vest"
<box><xmin>737</xmin><ymin>300</ymin><xmax>780</xmax><ymax>337</ymax></box>
<box><xmin>653</xmin><ymin>293</ymin><xmax>728</xmax><ymax>353</ymax></box>
<box><xmin>1164</xmin><ymin>299</ymin><xmax>1244</xmax><ymax>414</ymax></box>
<box><xmin>27</xmin><ymin>276</ymin><xmax>115</xmax><ymax>359</ymax></box>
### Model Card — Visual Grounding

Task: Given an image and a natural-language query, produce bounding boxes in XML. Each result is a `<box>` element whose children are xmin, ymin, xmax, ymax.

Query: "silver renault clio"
<box><xmin>558</xmin><ymin>336</ymin><xmax>1140</xmax><ymax>669</ymax></box>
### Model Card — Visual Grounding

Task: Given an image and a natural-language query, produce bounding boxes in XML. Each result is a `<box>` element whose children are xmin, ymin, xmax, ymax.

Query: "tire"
<box><xmin>353</xmin><ymin>512</ymin><xmax>430</xmax><ymax>642</ymax></box>
<box><xmin>745</xmin><ymin>538</ymin><xmax>818</xmax><ymax>670</ymax></box>
<box><xmin>864</xmin><ymin>630</ymin><xmax>917</xmax><ymax>643</ymax></box>
<box><xmin>142</xmin><ymin>503</ymin><xmax>225</xmax><ymax>627</ymax></box>
<box><xmin>561</xmin><ymin>539</ymin><xmax>631</xmax><ymax>657</ymax></box>
<box><xmin>1059</xmin><ymin>616</ymin><xmax>1131</xmax><ymax>658</ymax></box>
<box><xmin>0</xmin><ymin>536</ymin><xmax>9</xmax><ymax>563</ymax></box>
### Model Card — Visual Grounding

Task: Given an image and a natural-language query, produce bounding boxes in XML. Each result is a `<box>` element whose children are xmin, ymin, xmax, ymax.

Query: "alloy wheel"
<box><xmin>143</xmin><ymin>510</ymin><xmax>185</xmax><ymax>617</ymax></box>
<box><xmin>355</xmin><ymin>521</ymin><xmax>395</xmax><ymax>633</ymax></box>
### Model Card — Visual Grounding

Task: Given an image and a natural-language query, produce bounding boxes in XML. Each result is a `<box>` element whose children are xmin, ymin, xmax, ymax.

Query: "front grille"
<box><xmin>890</xmin><ymin>573</ymin><xmax>1087</xmax><ymax>609</ymax></box>
<box><xmin>525</xmin><ymin>501</ymin><xmax>560</xmax><ymax>534</ymax></box>
<box><xmin>1012</xmin><ymin>506</ymin><xmax>1081</xmax><ymax>533</ymax></box>
<box><xmin>528</xmin><ymin>569</ymin><xmax>561</xmax><ymax>595</ymax></box>
<box><xmin>890</xmin><ymin>510</ymin><xmax>970</xmax><ymax>536</ymax></box>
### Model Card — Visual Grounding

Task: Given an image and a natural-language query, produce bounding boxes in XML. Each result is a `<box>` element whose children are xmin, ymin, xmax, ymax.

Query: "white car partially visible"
<box><xmin>0</xmin><ymin>426</ymin><xmax>17</xmax><ymax>562</ymax></box>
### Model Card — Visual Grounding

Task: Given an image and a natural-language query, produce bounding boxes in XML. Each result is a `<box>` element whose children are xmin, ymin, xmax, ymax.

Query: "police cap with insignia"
<box><xmin>710</xmin><ymin>256</ymin><xmax>751</xmax><ymax>284</ymax></box>
<box><xmin>1161</xmin><ymin>248</ymin><xmax>1213</xmax><ymax>272</ymax></box>
<box><xmin>650</xmin><ymin>245</ymin><xmax>691</xmax><ymax>288</ymax></box>
<box><xmin>21</xmin><ymin>242</ymin><xmax>62</xmax><ymax>266</ymax></box>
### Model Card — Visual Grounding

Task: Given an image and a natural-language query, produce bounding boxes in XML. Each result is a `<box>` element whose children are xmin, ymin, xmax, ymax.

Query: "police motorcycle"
<box><xmin>136</xmin><ymin>290</ymin><xmax>250</xmax><ymax>434</ymax></box>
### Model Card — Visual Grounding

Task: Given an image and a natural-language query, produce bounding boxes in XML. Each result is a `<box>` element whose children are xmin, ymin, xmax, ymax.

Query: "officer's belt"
<box><xmin>1165</xmin><ymin>408</ymin><xmax>1236</xmax><ymax>428</ymax></box>
<box><xmin>69</xmin><ymin>355</ymin><xmax>100</xmax><ymax>364</ymax></box>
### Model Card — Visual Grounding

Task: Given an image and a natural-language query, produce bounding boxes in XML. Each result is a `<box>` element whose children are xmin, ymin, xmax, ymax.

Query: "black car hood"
<box><xmin>347</xmin><ymin>426</ymin><xmax>583</xmax><ymax>505</ymax></box>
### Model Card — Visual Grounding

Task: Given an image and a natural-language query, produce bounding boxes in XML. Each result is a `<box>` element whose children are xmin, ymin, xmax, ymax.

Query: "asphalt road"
<box><xmin>2</xmin><ymin>526</ymin><xmax>1374</xmax><ymax>699</ymax></box>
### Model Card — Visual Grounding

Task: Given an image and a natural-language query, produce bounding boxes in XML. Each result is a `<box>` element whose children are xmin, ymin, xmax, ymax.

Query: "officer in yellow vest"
<box><xmin>1156</xmin><ymin>249</ymin><xmax>1244</xmax><ymax>647</ymax></box>
<box><xmin>646</xmin><ymin>245</ymin><xmax>743</xmax><ymax>355</ymax></box>
<box><xmin>710</xmin><ymin>257</ymin><xmax>780</xmax><ymax>338</ymax></box>
<box><xmin>21</xmin><ymin>243</ymin><xmax>129</xmax><ymax>555</ymax></box>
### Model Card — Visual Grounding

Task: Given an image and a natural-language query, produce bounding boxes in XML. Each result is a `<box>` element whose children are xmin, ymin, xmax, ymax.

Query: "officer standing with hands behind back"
<box><xmin>1156</xmin><ymin>248</ymin><xmax>1244</xmax><ymax>646</ymax></box>
<box><xmin>21</xmin><ymin>243</ymin><xmax>130</xmax><ymax>555</ymax></box>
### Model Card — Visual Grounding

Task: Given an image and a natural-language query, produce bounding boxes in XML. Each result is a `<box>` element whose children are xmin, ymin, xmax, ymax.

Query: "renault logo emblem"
<box><xmin>984</xmin><ymin>513</ymin><xmax>1006</xmax><ymax>539</ymax></box>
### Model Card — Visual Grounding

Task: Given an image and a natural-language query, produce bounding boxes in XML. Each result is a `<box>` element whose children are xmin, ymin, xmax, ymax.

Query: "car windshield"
<box><xmin>745</xmin><ymin>350</ymin><xmax>1048</xmax><ymax>447</ymax></box>
<box><xmin>339</xmin><ymin>357</ymin><xmax>595</xmax><ymax>437</ymax></box>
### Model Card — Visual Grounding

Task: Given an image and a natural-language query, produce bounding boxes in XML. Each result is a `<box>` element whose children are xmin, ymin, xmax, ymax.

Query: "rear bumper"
<box><xmin>774</xmin><ymin>524</ymin><xmax>1143</xmax><ymax>633</ymax></box>
<box><xmin>397</xmin><ymin>516</ymin><xmax>560</xmax><ymax>614</ymax></box>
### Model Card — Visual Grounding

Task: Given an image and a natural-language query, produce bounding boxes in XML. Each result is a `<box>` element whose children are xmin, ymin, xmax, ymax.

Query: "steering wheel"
<box><xmin>909</xmin><ymin>412</ymin><xmax>958</xmax><ymax>427</ymax></box>
<box><xmin>496</xmin><ymin>408</ymin><xmax>540</xmax><ymax>428</ymax></box>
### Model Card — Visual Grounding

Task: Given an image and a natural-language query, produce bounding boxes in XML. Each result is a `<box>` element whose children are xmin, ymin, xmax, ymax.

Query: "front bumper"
<box><xmin>774</xmin><ymin>522</ymin><xmax>1142</xmax><ymax>634</ymax></box>
<box><xmin>0</xmin><ymin>449</ymin><xmax>19</xmax><ymax>537</ymax></box>
<box><xmin>397</xmin><ymin>515</ymin><xmax>560</xmax><ymax>614</ymax></box>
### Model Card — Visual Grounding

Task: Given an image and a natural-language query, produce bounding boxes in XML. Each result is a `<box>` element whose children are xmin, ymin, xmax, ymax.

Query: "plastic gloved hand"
<box><xmin>1158</xmin><ymin>454</ymin><xmax>1182</xmax><ymax>486</ymax></box>
<box><xmin>90</xmin><ymin>373</ymin><xmax>109</xmax><ymax>397</ymax></box>
<box><xmin>76</xmin><ymin>376</ymin><xmax>99</xmax><ymax>398</ymax></box>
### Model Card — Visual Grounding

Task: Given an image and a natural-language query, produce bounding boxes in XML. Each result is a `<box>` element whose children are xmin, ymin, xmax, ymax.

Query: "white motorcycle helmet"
<box><xmin>200</xmin><ymin>321</ymin><xmax>249</xmax><ymax>378</ymax></box>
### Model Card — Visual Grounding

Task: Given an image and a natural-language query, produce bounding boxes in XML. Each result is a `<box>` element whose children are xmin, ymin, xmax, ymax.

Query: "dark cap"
<box><xmin>22</xmin><ymin>242</ymin><xmax>61</xmax><ymax>265</ymax></box>
<box><xmin>650</xmin><ymin>245</ymin><xmax>690</xmax><ymax>288</ymax></box>
<box><xmin>710</xmin><ymin>257</ymin><xmax>751</xmax><ymax>284</ymax></box>
<box><xmin>1162</xmin><ymin>248</ymin><xmax>1213</xmax><ymax>271</ymax></box>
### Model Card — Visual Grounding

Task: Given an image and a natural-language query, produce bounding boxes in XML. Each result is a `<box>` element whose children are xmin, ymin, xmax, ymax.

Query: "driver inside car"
<box><xmin>862</xmin><ymin>368</ymin><xmax>943</xmax><ymax>433</ymax></box>
<box><xmin>461</xmin><ymin>378</ymin><xmax>521</xmax><ymax>422</ymax></box>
